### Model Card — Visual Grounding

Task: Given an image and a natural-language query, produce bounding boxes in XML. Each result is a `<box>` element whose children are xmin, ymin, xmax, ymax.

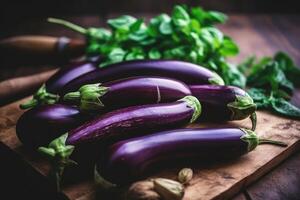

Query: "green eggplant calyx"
<box><xmin>240</xmin><ymin>128</ymin><xmax>259</xmax><ymax>152</ymax></box>
<box><xmin>179</xmin><ymin>95</ymin><xmax>202</xmax><ymax>123</ymax></box>
<box><xmin>20</xmin><ymin>85</ymin><xmax>59</xmax><ymax>109</ymax></box>
<box><xmin>227</xmin><ymin>93</ymin><xmax>257</xmax><ymax>120</ymax></box>
<box><xmin>241</xmin><ymin>128</ymin><xmax>288</xmax><ymax>152</ymax></box>
<box><xmin>64</xmin><ymin>83</ymin><xmax>109</xmax><ymax>112</ymax></box>
<box><xmin>208</xmin><ymin>72</ymin><xmax>225</xmax><ymax>85</ymax></box>
<box><xmin>38</xmin><ymin>133</ymin><xmax>77</xmax><ymax>192</ymax></box>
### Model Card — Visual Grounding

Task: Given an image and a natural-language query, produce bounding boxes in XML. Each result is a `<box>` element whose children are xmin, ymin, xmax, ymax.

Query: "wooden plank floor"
<box><xmin>0</xmin><ymin>14</ymin><xmax>300</xmax><ymax>199</ymax></box>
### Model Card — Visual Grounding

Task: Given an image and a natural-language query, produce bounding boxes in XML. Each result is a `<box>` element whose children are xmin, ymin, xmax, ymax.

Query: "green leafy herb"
<box><xmin>244</xmin><ymin>52</ymin><xmax>300</xmax><ymax>118</ymax></box>
<box><xmin>48</xmin><ymin>6</ymin><xmax>300</xmax><ymax>118</ymax></box>
<box><xmin>48</xmin><ymin>5</ymin><xmax>244</xmax><ymax>87</ymax></box>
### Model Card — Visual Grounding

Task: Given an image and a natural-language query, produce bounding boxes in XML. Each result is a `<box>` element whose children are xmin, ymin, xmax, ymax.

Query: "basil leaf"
<box><xmin>172</xmin><ymin>5</ymin><xmax>190</xmax><ymax>27</ymax></box>
<box><xmin>148</xmin><ymin>48</ymin><xmax>161</xmax><ymax>59</ymax></box>
<box><xmin>190</xmin><ymin>7</ymin><xmax>227</xmax><ymax>26</ymax></box>
<box><xmin>247</xmin><ymin>88</ymin><xmax>271</xmax><ymax>109</ymax></box>
<box><xmin>207</xmin><ymin>11</ymin><xmax>227</xmax><ymax>24</ymax></box>
<box><xmin>87</xmin><ymin>28</ymin><xmax>111</xmax><ymax>41</ymax></box>
<box><xmin>275</xmin><ymin>52</ymin><xmax>300</xmax><ymax>86</ymax></box>
<box><xmin>129</xmin><ymin>29</ymin><xmax>148</xmax><ymax>42</ymax></box>
<box><xmin>130</xmin><ymin>19</ymin><xmax>144</xmax><ymax>32</ymax></box>
<box><xmin>108</xmin><ymin>48</ymin><xmax>126</xmax><ymax>63</ymax></box>
<box><xmin>271</xmin><ymin>98</ymin><xmax>300</xmax><ymax>118</ymax></box>
<box><xmin>219</xmin><ymin>36</ymin><xmax>239</xmax><ymax>56</ymax></box>
<box><xmin>247</xmin><ymin>61</ymin><xmax>294</xmax><ymax>92</ymax></box>
<box><xmin>247</xmin><ymin>88</ymin><xmax>267</xmax><ymax>100</ymax></box>
<box><xmin>159</xmin><ymin>20</ymin><xmax>173</xmax><ymax>35</ymax></box>
<box><xmin>108</xmin><ymin>15</ymin><xmax>137</xmax><ymax>30</ymax></box>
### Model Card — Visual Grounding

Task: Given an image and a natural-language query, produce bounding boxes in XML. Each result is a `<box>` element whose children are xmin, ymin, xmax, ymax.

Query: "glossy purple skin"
<box><xmin>98</xmin><ymin>128</ymin><xmax>248</xmax><ymax>184</ymax></box>
<box><xmin>16</xmin><ymin>104</ymin><xmax>86</xmax><ymax>149</ymax></box>
<box><xmin>66</xmin><ymin>101</ymin><xmax>194</xmax><ymax>145</ymax></box>
<box><xmin>46</xmin><ymin>61</ymin><xmax>97</xmax><ymax>94</ymax></box>
<box><xmin>100</xmin><ymin>77</ymin><xmax>191</xmax><ymax>110</ymax></box>
<box><xmin>189</xmin><ymin>85</ymin><xmax>246</xmax><ymax>121</ymax></box>
<box><xmin>62</xmin><ymin>60</ymin><xmax>217</xmax><ymax>94</ymax></box>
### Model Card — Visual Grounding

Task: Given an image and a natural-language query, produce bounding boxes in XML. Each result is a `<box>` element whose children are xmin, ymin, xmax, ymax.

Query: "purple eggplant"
<box><xmin>38</xmin><ymin>96</ymin><xmax>201</xmax><ymax>190</ymax></box>
<box><xmin>46</xmin><ymin>61</ymin><xmax>98</xmax><ymax>94</ymax></box>
<box><xmin>189</xmin><ymin>85</ymin><xmax>257</xmax><ymax>130</ymax></box>
<box><xmin>20</xmin><ymin>60</ymin><xmax>98</xmax><ymax>109</ymax></box>
<box><xmin>16</xmin><ymin>104</ymin><xmax>88</xmax><ymax>149</ymax></box>
<box><xmin>65</xmin><ymin>95</ymin><xmax>200</xmax><ymax>145</ymax></box>
<box><xmin>61</xmin><ymin>60</ymin><xmax>225</xmax><ymax>95</ymax></box>
<box><xmin>95</xmin><ymin>128</ymin><xmax>287</xmax><ymax>185</ymax></box>
<box><xmin>63</xmin><ymin>77</ymin><xmax>191</xmax><ymax>112</ymax></box>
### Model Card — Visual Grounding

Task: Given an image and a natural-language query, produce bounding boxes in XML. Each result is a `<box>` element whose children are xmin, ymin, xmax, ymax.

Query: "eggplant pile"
<box><xmin>16</xmin><ymin>59</ymin><xmax>285</xmax><ymax>191</ymax></box>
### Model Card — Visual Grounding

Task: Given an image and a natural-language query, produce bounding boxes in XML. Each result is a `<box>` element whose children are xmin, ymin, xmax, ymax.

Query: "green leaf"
<box><xmin>275</xmin><ymin>52</ymin><xmax>300</xmax><ymax>86</ymax></box>
<box><xmin>108</xmin><ymin>48</ymin><xmax>126</xmax><ymax>63</ymax></box>
<box><xmin>87</xmin><ymin>28</ymin><xmax>111</xmax><ymax>41</ymax></box>
<box><xmin>172</xmin><ymin>5</ymin><xmax>190</xmax><ymax>27</ymax></box>
<box><xmin>130</xmin><ymin>19</ymin><xmax>144</xmax><ymax>32</ymax></box>
<box><xmin>107</xmin><ymin>15</ymin><xmax>137</xmax><ymax>30</ymax></box>
<box><xmin>148</xmin><ymin>48</ymin><xmax>161</xmax><ymax>59</ymax></box>
<box><xmin>271</xmin><ymin>98</ymin><xmax>300</xmax><ymax>118</ymax></box>
<box><xmin>247</xmin><ymin>61</ymin><xmax>294</xmax><ymax>92</ymax></box>
<box><xmin>189</xmin><ymin>19</ymin><xmax>201</xmax><ymax>33</ymax></box>
<box><xmin>159</xmin><ymin>20</ymin><xmax>173</xmax><ymax>35</ymax></box>
<box><xmin>148</xmin><ymin>14</ymin><xmax>171</xmax><ymax>36</ymax></box>
<box><xmin>129</xmin><ymin>29</ymin><xmax>148</xmax><ymax>42</ymax></box>
<box><xmin>247</xmin><ymin>88</ymin><xmax>271</xmax><ymax>108</ymax></box>
<box><xmin>219</xmin><ymin>36</ymin><xmax>239</xmax><ymax>56</ymax></box>
<box><xmin>190</xmin><ymin>7</ymin><xmax>227</xmax><ymax>26</ymax></box>
<box><xmin>125</xmin><ymin>48</ymin><xmax>145</xmax><ymax>60</ymax></box>
<box><xmin>163</xmin><ymin>46</ymin><xmax>187</xmax><ymax>59</ymax></box>
<box><xmin>190</xmin><ymin>7</ymin><xmax>206</xmax><ymax>24</ymax></box>
<box><xmin>206</xmin><ymin>11</ymin><xmax>227</xmax><ymax>24</ymax></box>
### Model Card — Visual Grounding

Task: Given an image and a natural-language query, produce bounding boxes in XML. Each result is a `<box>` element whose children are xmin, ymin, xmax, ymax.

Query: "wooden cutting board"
<box><xmin>0</xmin><ymin>98</ymin><xmax>299</xmax><ymax>200</ymax></box>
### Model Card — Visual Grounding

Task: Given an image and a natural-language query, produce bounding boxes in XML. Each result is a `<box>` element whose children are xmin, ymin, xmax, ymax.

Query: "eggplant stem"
<box><xmin>38</xmin><ymin>133</ymin><xmax>77</xmax><ymax>192</ymax></box>
<box><xmin>48</xmin><ymin>18</ymin><xmax>87</xmax><ymax>35</ymax></box>
<box><xmin>94</xmin><ymin>165</ymin><xmax>116</xmax><ymax>190</ymax></box>
<box><xmin>54</xmin><ymin>170</ymin><xmax>61</xmax><ymax>192</ymax></box>
<box><xmin>250</xmin><ymin>112</ymin><xmax>257</xmax><ymax>131</ymax></box>
<box><xmin>258</xmin><ymin>139</ymin><xmax>288</xmax><ymax>147</ymax></box>
<box><xmin>19</xmin><ymin>99</ymin><xmax>38</xmax><ymax>109</ymax></box>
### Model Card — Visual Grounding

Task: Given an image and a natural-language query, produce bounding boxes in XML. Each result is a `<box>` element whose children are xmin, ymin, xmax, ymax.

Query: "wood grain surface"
<box><xmin>0</xmin><ymin>14</ymin><xmax>299</xmax><ymax>200</ymax></box>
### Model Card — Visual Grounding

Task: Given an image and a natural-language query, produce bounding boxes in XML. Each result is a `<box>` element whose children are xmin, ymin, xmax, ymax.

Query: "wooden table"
<box><xmin>0</xmin><ymin>14</ymin><xmax>299</xmax><ymax>200</ymax></box>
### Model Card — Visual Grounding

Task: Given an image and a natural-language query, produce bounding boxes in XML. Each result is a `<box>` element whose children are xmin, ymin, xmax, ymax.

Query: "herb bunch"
<box><xmin>48</xmin><ymin>5</ymin><xmax>245</xmax><ymax>88</ymax></box>
<box><xmin>48</xmin><ymin>5</ymin><xmax>300</xmax><ymax>118</ymax></box>
<box><xmin>239</xmin><ymin>52</ymin><xmax>300</xmax><ymax>118</ymax></box>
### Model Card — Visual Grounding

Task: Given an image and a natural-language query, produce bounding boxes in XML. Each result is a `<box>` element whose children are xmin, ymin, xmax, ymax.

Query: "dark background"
<box><xmin>1</xmin><ymin>0</ymin><xmax>300</xmax><ymax>15</ymax></box>
<box><xmin>1</xmin><ymin>0</ymin><xmax>299</xmax><ymax>38</ymax></box>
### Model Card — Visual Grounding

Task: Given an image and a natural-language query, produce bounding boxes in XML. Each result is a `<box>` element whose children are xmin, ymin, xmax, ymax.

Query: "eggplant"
<box><xmin>39</xmin><ymin>96</ymin><xmax>200</xmax><ymax>157</ymax></box>
<box><xmin>61</xmin><ymin>60</ymin><xmax>225</xmax><ymax>95</ymax></box>
<box><xmin>63</xmin><ymin>77</ymin><xmax>191</xmax><ymax>112</ymax></box>
<box><xmin>95</xmin><ymin>128</ymin><xmax>287</xmax><ymax>185</ymax></box>
<box><xmin>38</xmin><ymin>96</ymin><xmax>201</xmax><ymax>191</ymax></box>
<box><xmin>189</xmin><ymin>85</ymin><xmax>257</xmax><ymax>130</ymax></box>
<box><xmin>20</xmin><ymin>60</ymin><xmax>98</xmax><ymax>109</ymax></box>
<box><xmin>46</xmin><ymin>61</ymin><xmax>98</xmax><ymax>94</ymax></box>
<box><xmin>66</xmin><ymin>95</ymin><xmax>200</xmax><ymax>145</ymax></box>
<box><xmin>16</xmin><ymin>104</ymin><xmax>88</xmax><ymax>149</ymax></box>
